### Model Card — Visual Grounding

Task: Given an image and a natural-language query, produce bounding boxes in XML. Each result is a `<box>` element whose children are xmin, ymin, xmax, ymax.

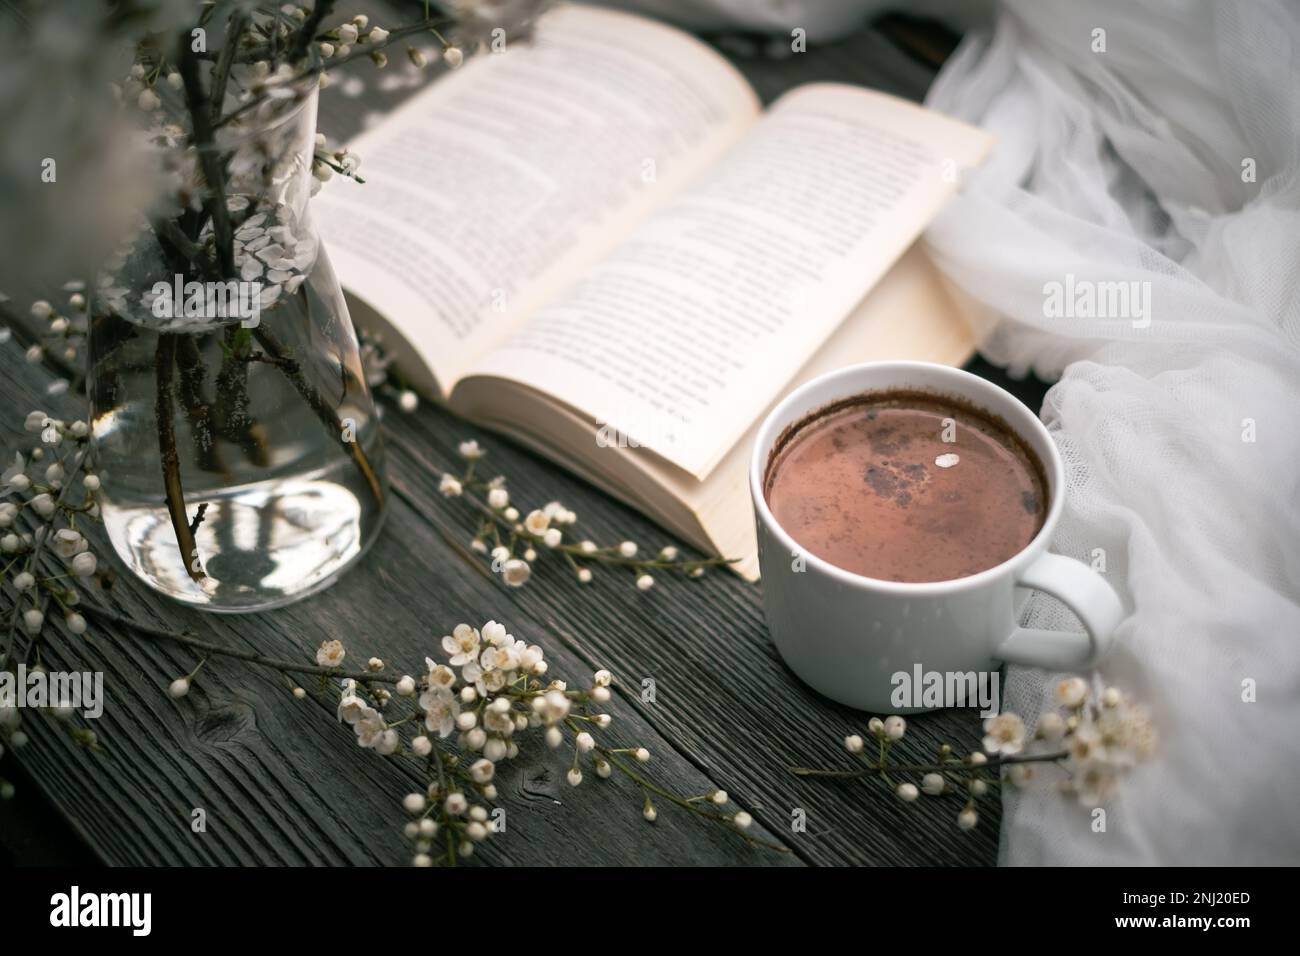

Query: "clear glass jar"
<box><xmin>87</xmin><ymin>82</ymin><xmax>386</xmax><ymax>612</ymax></box>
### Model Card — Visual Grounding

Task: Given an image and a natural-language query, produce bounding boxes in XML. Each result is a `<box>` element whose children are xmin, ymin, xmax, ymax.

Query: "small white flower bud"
<box><xmin>403</xmin><ymin>792</ymin><xmax>425</xmax><ymax>814</ymax></box>
<box><xmin>884</xmin><ymin>715</ymin><xmax>907</xmax><ymax>740</ymax></box>
<box><xmin>844</xmin><ymin>734</ymin><xmax>864</xmax><ymax>754</ymax></box>
<box><xmin>22</xmin><ymin>609</ymin><xmax>44</xmax><ymax>634</ymax></box>
<box><xmin>958</xmin><ymin>807</ymin><xmax>979</xmax><ymax>830</ymax></box>
<box><xmin>895</xmin><ymin>783</ymin><xmax>919</xmax><ymax>802</ymax></box>
<box><xmin>72</xmin><ymin>552</ymin><xmax>97</xmax><ymax>577</ymax></box>
<box><xmin>921</xmin><ymin>773</ymin><xmax>946</xmax><ymax>796</ymax></box>
<box><xmin>618</xmin><ymin>540</ymin><xmax>637</xmax><ymax>558</ymax></box>
<box><xmin>635</xmin><ymin>573</ymin><xmax>654</xmax><ymax>591</ymax></box>
<box><xmin>733</xmin><ymin>810</ymin><xmax>752</xmax><ymax>829</ymax></box>
<box><xmin>395</xmin><ymin>675</ymin><xmax>416</xmax><ymax>696</ymax></box>
<box><xmin>566</xmin><ymin>768</ymin><xmax>582</xmax><ymax>787</ymax></box>
<box><xmin>634</xmin><ymin>747</ymin><xmax>650</xmax><ymax>763</ymax></box>
<box><xmin>411</xmin><ymin>735</ymin><xmax>432</xmax><ymax>757</ymax></box>
<box><xmin>168</xmin><ymin>677</ymin><xmax>190</xmax><ymax>699</ymax></box>
<box><xmin>443</xmin><ymin>46</ymin><xmax>464</xmax><ymax>68</ymax></box>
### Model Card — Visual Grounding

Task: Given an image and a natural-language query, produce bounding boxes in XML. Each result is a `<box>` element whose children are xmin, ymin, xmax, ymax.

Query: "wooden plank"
<box><xmin>0</xmin><ymin>328</ymin><xmax>797</xmax><ymax>865</ymax></box>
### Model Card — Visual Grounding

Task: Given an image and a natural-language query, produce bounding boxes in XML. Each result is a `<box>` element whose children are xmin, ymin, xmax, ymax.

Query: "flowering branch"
<box><xmin>790</xmin><ymin>677</ymin><xmax>1157</xmax><ymax>831</ymax></box>
<box><xmin>432</xmin><ymin>439</ymin><xmax>733</xmax><ymax>590</ymax></box>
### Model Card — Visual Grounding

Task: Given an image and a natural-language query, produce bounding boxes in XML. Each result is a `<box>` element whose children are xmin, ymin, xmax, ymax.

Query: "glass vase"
<box><xmin>87</xmin><ymin>83</ymin><xmax>386</xmax><ymax>612</ymax></box>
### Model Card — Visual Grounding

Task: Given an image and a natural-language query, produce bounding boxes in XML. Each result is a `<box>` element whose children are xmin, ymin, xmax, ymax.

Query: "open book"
<box><xmin>314</xmin><ymin>4</ymin><xmax>992</xmax><ymax>580</ymax></box>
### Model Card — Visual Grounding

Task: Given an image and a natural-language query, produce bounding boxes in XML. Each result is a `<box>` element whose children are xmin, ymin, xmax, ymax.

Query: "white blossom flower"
<box><xmin>422</xmin><ymin>690</ymin><xmax>460</xmax><ymax>738</ymax></box>
<box><xmin>444</xmin><ymin>792</ymin><xmax>468</xmax><ymax>815</ymax></box>
<box><xmin>982</xmin><ymin>712</ymin><xmax>1026</xmax><ymax>755</ymax></box>
<box><xmin>523</xmin><ymin>509</ymin><xmax>549</xmax><ymax>535</ymax></box>
<box><xmin>30</xmin><ymin>493</ymin><xmax>55</xmax><ymax>518</ymax></box>
<box><xmin>441</xmin><ymin>624</ymin><xmax>480</xmax><ymax>665</ymax></box>
<box><xmin>52</xmin><ymin>529</ymin><xmax>84</xmax><ymax>558</ymax></box>
<box><xmin>502</xmin><ymin>559</ymin><xmax>531</xmax><ymax>587</ymax></box>
<box><xmin>458</xmin><ymin>440</ymin><xmax>484</xmax><ymax>460</ymax></box>
<box><xmin>23</xmin><ymin>410</ymin><xmax>49</xmax><ymax>432</ymax></box>
<box><xmin>487</xmin><ymin>487</ymin><xmax>509</xmax><ymax>510</ymax></box>
<box><xmin>369</xmin><ymin>26</ymin><xmax>390</xmax><ymax>43</ymax></box>
<box><xmin>2</xmin><ymin>453</ymin><xmax>29</xmax><ymax>495</ymax></box>
<box><xmin>316</xmin><ymin>639</ymin><xmax>346</xmax><ymax>668</ymax></box>
<box><xmin>1036</xmin><ymin>711</ymin><xmax>1067</xmax><ymax>742</ymax></box>
<box><xmin>71</xmin><ymin>552</ymin><xmax>97</xmax><ymax>577</ymax></box>
<box><xmin>443</xmin><ymin>46</ymin><xmax>464</xmax><ymax>68</ymax></box>
<box><xmin>354</xmin><ymin>710</ymin><xmax>390</xmax><ymax>749</ymax></box>
<box><xmin>1007</xmin><ymin>764</ymin><xmax>1035</xmax><ymax>786</ymax></box>
<box><xmin>1056</xmin><ymin>676</ymin><xmax>1089</xmax><ymax>708</ymax></box>
<box><xmin>402</xmin><ymin>793</ymin><xmax>425</xmax><ymax>814</ymax></box>
<box><xmin>1072</xmin><ymin>761</ymin><xmax>1118</xmax><ymax>806</ymax></box>
<box><xmin>470</xmin><ymin>758</ymin><xmax>495</xmax><ymax>783</ymax></box>
<box><xmin>12</xmin><ymin>571</ymin><xmax>34</xmax><ymax>591</ymax></box>
<box><xmin>337</xmin><ymin>22</ymin><xmax>359</xmax><ymax>44</ymax></box>
<box><xmin>883</xmin><ymin>715</ymin><xmax>907</xmax><ymax>741</ymax></box>
<box><xmin>575</xmin><ymin>731</ymin><xmax>595</xmax><ymax>753</ymax></box>
<box><xmin>921</xmin><ymin>773</ymin><xmax>946</xmax><ymax>796</ymax></box>
<box><xmin>395</xmin><ymin>675</ymin><xmax>416</xmax><ymax>696</ymax></box>
<box><xmin>438</xmin><ymin>473</ymin><xmax>462</xmax><ymax>497</ymax></box>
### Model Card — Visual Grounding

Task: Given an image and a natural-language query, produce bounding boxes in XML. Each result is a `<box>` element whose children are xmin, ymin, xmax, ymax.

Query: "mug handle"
<box><xmin>993</xmin><ymin>553</ymin><xmax>1124</xmax><ymax>670</ymax></box>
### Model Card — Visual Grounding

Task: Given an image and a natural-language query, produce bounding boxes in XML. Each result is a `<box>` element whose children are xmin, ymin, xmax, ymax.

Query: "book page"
<box><xmin>314</xmin><ymin>5</ymin><xmax>760</xmax><ymax>393</ymax></box>
<box><xmin>464</xmin><ymin>83</ymin><xmax>992</xmax><ymax>478</ymax></box>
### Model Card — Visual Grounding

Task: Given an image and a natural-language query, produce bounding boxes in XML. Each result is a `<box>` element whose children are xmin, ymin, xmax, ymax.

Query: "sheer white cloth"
<box><xmin>923</xmin><ymin>0</ymin><xmax>1300</xmax><ymax>864</ymax></box>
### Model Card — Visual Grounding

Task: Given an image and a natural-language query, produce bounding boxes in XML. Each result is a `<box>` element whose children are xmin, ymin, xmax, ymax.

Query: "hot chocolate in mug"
<box><xmin>749</xmin><ymin>361</ymin><xmax>1123</xmax><ymax>712</ymax></box>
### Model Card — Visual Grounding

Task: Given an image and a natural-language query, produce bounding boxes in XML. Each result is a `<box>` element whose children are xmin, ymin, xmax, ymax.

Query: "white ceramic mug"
<box><xmin>750</xmin><ymin>361</ymin><xmax>1123</xmax><ymax>712</ymax></box>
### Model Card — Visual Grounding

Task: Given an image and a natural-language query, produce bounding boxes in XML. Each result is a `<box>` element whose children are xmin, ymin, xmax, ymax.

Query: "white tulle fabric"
<box><xmin>922</xmin><ymin>0</ymin><xmax>1300</xmax><ymax>864</ymax></box>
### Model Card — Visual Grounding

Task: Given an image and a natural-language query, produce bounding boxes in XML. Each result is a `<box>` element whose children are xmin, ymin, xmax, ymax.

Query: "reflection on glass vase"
<box><xmin>88</xmin><ymin>83</ymin><xmax>386</xmax><ymax>612</ymax></box>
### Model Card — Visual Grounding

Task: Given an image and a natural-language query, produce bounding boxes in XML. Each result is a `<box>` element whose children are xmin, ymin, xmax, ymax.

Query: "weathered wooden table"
<box><xmin>0</xmin><ymin>3</ymin><xmax>1047</xmax><ymax>866</ymax></box>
